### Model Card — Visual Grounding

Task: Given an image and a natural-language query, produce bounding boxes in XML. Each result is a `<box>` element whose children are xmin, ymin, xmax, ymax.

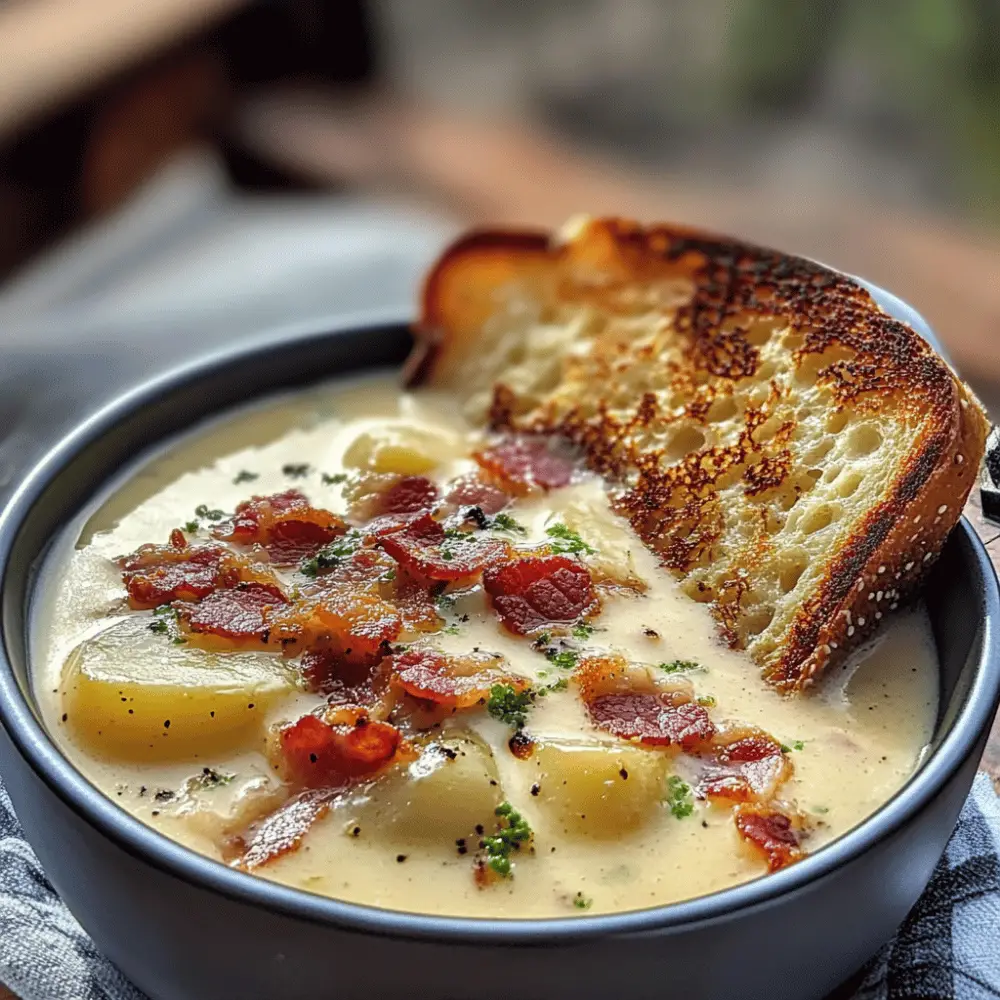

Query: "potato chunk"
<box><xmin>60</xmin><ymin>616</ymin><xmax>296</xmax><ymax>760</ymax></box>
<box><xmin>349</xmin><ymin>735</ymin><xmax>502</xmax><ymax>841</ymax></box>
<box><xmin>532</xmin><ymin>740</ymin><xmax>669</xmax><ymax>837</ymax></box>
<box><xmin>341</xmin><ymin>423</ymin><xmax>459</xmax><ymax>475</ymax></box>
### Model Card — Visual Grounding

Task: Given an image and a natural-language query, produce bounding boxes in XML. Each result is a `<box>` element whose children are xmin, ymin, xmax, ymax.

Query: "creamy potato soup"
<box><xmin>35</xmin><ymin>373</ymin><xmax>938</xmax><ymax>918</ymax></box>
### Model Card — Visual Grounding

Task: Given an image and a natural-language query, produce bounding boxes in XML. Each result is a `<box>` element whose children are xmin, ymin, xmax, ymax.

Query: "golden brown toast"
<box><xmin>406</xmin><ymin>217</ymin><xmax>989</xmax><ymax>691</ymax></box>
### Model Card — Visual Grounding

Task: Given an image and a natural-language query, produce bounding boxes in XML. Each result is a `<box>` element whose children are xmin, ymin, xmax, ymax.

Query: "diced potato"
<box><xmin>60</xmin><ymin>616</ymin><xmax>297</xmax><ymax>760</ymax></box>
<box><xmin>533</xmin><ymin>740</ymin><xmax>669</xmax><ymax>837</ymax></box>
<box><xmin>341</xmin><ymin>423</ymin><xmax>459</xmax><ymax>475</ymax></box>
<box><xmin>348</xmin><ymin>735</ymin><xmax>502</xmax><ymax>841</ymax></box>
<box><xmin>559</xmin><ymin>497</ymin><xmax>645</xmax><ymax>589</ymax></box>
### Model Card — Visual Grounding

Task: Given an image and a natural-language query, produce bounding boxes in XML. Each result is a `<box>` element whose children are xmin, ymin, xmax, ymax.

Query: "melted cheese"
<box><xmin>32</xmin><ymin>373</ymin><xmax>939</xmax><ymax>918</ymax></box>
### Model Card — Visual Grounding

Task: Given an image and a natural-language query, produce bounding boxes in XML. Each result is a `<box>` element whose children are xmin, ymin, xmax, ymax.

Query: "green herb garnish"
<box><xmin>321</xmin><ymin>472</ymin><xmax>348</xmax><ymax>485</ymax></box>
<box><xmin>545</xmin><ymin>649</ymin><xmax>579</xmax><ymax>671</ymax></box>
<box><xmin>482</xmin><ymin>802</ymin><xmax>533</xmax><ymax>878</ymax></box>
<box><xmin>487</xmin><ymin>684</ymin><xmax>533</xmax><ymax>729</ymax></box>
<box><xmin>696</xmin><ymin>694</ymin><xmax>717</xmax><ymax>707</ymax></box>
<box><xmin>538</xmin><ymin>677</ymin><xmax>569</xmax><ymax>696</ymax></box>
<box><xmin>183</xmin><ymin>520</ymin><xmax>200</xmax><ymax>533</ymax></box>
<box><xmin>572</xmin><ymin>624</ymin><xmax>595</xmax><ymax>640</ymax></box>
<box><xmin>282</xmin><ymin>463</ymin><xmax>311</xmax><ymax>479</ymax></box>
<box><xmin>194</xmin><ymin>504</ymin><xmax>226</xmax><ymax>522</ymax></box>
<box><xmin>489</xmin><ymin>513</ymin><xmax>528</xmax><ymax>536</ymax></box>
<box><xmin>147</xmin><ymin>619</ymin><xmax>169</xmax><ymax>635</ymax></box>
<box><xmin>780</xmin><ymin>740</ymin><xmax>806</xmax><ymax>753</ymax></box>
<box><xmin>665</xmin><ymin>775</ymin><xmax>694</xmax><ymax>819</ymax></box>
<box><xmin>443</xmin><ymin>623</ymin><xmax>462</xmax><ymax>636</ymax></box>
<box><xmin>233</xmin><ymin>470</ymin><xmax>259</xmax><ymax>484</ymax></box>
<box><xmin>572</xmin><ymin>892</ymin><xmax>593</xmax><ymax>910</ymax></box>
<box><xmin>657</xmin><ymin>659</ymin><xmax>701</xmax><ymax>674</ymax></box>
<box><xmin>544</xmin><ymin>522</ymin><xmax>596</xmax><ymax>555</ymax></box>
<box><xmin>299</xmin><ymin>530</ymin><xmax>364</xmax><ymax>577</ymax></box>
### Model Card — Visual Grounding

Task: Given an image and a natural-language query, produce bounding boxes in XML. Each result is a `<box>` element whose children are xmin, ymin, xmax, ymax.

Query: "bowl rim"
<box><xmin>0</xmin><ymin>304</ymin><xmax>998</xmax><ymax>946</ymax></box>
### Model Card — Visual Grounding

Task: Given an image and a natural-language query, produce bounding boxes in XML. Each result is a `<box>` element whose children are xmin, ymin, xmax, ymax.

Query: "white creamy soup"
<box><xmin>34</xmin><ymin>373</ymin><xmax>939</xmax><ymax>918</ymax></box>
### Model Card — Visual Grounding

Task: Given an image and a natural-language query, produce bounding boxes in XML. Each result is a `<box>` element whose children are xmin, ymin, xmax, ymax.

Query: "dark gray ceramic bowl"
<box><xmin>1</xmin><ymin>302</ymin><xmax>998</xmax><ymax>1000</ymax></box>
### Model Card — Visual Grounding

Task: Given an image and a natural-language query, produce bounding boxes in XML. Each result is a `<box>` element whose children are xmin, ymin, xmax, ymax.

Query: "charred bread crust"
<box><xmin>409</xmin><ymin>218</ymin><xmax>989</xmax><ymax>691</ymax></box>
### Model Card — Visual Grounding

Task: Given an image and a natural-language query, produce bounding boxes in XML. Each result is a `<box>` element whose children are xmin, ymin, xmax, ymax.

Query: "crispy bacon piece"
<box><xmin>179</xmin><ymin>582</ymin><xmax>288</xmax><ymax>644</ymax></box>
<box><xmin>379</xmin><ymin>513</ymin><xmax>508</xmax><ymax>582</ymax></box>
<box><xmin>299</xmin><ymin>647</ymin><xmax>382</xmax><ymax>705</ymax></box>
<box><xmin>389</xmin><ymin>648</ymin><xmax>527</xmax><ymax>708</ymax></box>
<box><xmin>576</xmin><ymin>654</ymin><xmax>714</xmax><ymax>750</ymax></box>
<box><xmin>379</xmin><ymin>476</ymin><xmax>440</xmax><ymax>514</ymax></box>
<box><xmin>474</xmin><ymin>436</ymin><xmax>576</xmax><ymax>495</ymax></box>
<box><xmin>483</xmin><ymin>554</ymin><xmax>597</xmax><ymax>634</ymax></box>
<box><xmin>589</xmin><ymin>694</ymin><xmax>715</xmax><ymax>749</ymax></box>
<box><xmin>213</xmin><ymin>489</ymin><xmax>346</xmax><ymax>564</ymax></box>
<box><xmin>267</xmin><ymin>589</ymin><xmax>401</xmax><ymax>663</ymax></box>
<box><xmin>734</xmin><ymin>803</ymin><xmax>805</xmax><ymax>871</ymax></box>
<box><xmin>278</xmin><ymin>710</ymin><xmax>409</xmax><ymax>789</ymax></box>
<box><xmin>238</xmin><ymin>788</ymin><xmax>336</xmax><ymax>870</ymax></box>
<box><xmin>697</xmin><ymin>731</ymin><xmax>792</xmax><ymax>803</ymax></box>
<box><xmin>120</xmin><ymin>535</ymin><xmax>228</xmax><ymax>609</ymax></box>
<box><xmin>302</xmin><ymin>547</ymin><xmax>442</xmax><ymax>635</ymax></box>
<box><xmin>443</xmin><ymin>475</ymin><xmax>510</xmax><ymax>516</ymax></box>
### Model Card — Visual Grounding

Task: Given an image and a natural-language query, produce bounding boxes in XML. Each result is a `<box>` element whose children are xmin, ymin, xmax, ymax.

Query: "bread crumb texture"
<box><xmin>414</xmin><ymin>217</ymin><xmax>988</xmax><ymax>690</ymax></box>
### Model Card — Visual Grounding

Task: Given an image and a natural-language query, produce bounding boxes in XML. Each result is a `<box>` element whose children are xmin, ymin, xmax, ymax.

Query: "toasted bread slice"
<box><xmin>406</xmin><ymin>217</ymin><xmax>988</xmax><ymax>691</ymax></box>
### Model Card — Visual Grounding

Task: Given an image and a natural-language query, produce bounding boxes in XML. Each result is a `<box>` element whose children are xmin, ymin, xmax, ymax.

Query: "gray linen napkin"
<box><xmin>1</xmin><ymin>772</ymin><xmax>998</xmax><ymax>999</ymax></box>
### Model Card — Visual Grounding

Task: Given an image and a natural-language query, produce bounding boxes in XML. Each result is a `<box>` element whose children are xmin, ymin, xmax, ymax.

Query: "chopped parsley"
<box><xmin>282</xmin><ymin>463</ymin><xmax>311</xmax><ymax>479</ymax></box>
<box><xmin>572</xmin><ymin>623</ymin><xmax>595</xmax><ymax>640</ymax></box>
<box><xmin>781</xmin><ymin>740</ymin><xmax>806</xmax><ymax>753</ymax></box>
<box><xmin>321</xmin><ymin>472</ymin><xmax>348</xmax><ymax>485</ymax></box>
<box><xmin>487</xmin><ymin>684</ymin><xmax>533</xmax><ymax>729</ymax></box>
<box><xmin>442</xmin><ymin>623</ymin><xmax>462</xmax><ymax>636</ymax></box>
<box><xmin>665</xmin><ymin>775</ymin><xmax>695</xmax><ymax>819</ymax></box>
<box><xmin>434</xmin><ymin>591</ymin><xmax>458</xmax><ymax>611</ymax></box>
<box><xmin>657</xmin><ymin>659</ymin><xmax>701</xmax><ymax>674</ymax></box>
<box><xmin>489</xmin><ymin>512</ymin><xmax>528</xmax><ymax>536</ymax></box>
<box><xmin>545</xmin><ymin>648</ymin><xmax>579</xmax><ymax>671</ymax></box>
<box><xmin>544</xmin><ymin>522</ymin><xmax>596</xmax><ymax>555</ymax></box>
<box><xmin>544</xmin><ymin>677</ymin><xmax>569</xmax><ymax>693</ymax></box>
<box><xmin>232</xmin><ymin>470</ymin><xmax>259</xmax><ymax>484</ymax></box>
<box><xmin>148</xmin><ymin>605</ymin><xmax>179</xmax><ymax>637</ymax></box>
<box><xmin>183</xmin><ymin>520</ymin><xmax>200</xmax><ymax>533</ymax></box>
<box><xmin>696</xmin><ymin>694</ymin><xmax>717</xmax><ymax>707</ymax></box>
<box><xmin>482</xmin><ymin>802</ymin><xmax>532</xmax><ymax>878</ymax></box>
<box><xmin>300</xmin><ymin>530</ymin><xmax>364</xmax><ymax>577</ymax></box>
<box><xmin>533</xmin><ymin>631</ymin><xmax>552</xmax><ymax>649</ymax></box>
<box><xmin>573</xmin><ymin>892</ymin><xmax>593</xmax><ymax>910</ymax></box>
<box><xmin>194</xmin><ymin>504</ymin><xmax>226</xmax><ymax>522</ymax></box>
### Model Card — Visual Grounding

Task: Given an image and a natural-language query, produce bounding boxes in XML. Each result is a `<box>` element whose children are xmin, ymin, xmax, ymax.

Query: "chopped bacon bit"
<box><xmin>380</xmin><ymin>476</ymin><xmax>440</xmax><ymax>514</ymax></box>
<box><xmin>389</xmin><ymin>648</ymin><xmax>527</xmax><ymax>708</ymax></box>
<box><xmin>120</xmin><ymin>539</ymin><xmax>228</xmax><ymax>609</ymax></box>
<box><xmin>380</xmin><ymin>513</ymin><xmax>508</xmax><ymax>582</ymax></box>
<box><xmin>508</xmin><ymin>731</ymin><xmax>535</xmax><ymax>759</ymax></box>
<box><xmin>268</xmin><ymin>589</ymin><xmax>401</xmax><ymax>664</ymax></box>
<box><xmin>278</xmin><ymin>712</ymin><xmax>408</xmax><ymax>789</ymax></box>
<box><xmin>179</xmin><ymin>583</ymin><xmax>288</xmax><ymax>643</ymax></box>
<box><xmin>214</xmin><ymin>489</ymin><xmax>346</xmax><ymax>564</ymax></box>
<box><xmin>574</xmin><ymin>654</ymin><xmax>712</xmax><ymax>749</ymax></box>
<box><xmin>299</xmin><ymin>648</ymin><xmax>382</xmax><ymax>705</ymax></box>
<box><xmin>474</xmin><ymin>436</ymin><xmax>576</xmax><ymax>495</ymax></box>
<box><xmin>238</xmin><ymin>788</ymin><xmax>337</xmax><ymax>870</ymax></box>
<box><xmin>483</xmin><ymin>554</ymin><xmax>597</xmax><ymax>634</ymax></box>
<box><xmin>443</xmin><ymin>475</ymin><xmax>510</xmax><ymax>515</ymax></box>
<box><xmin>734</xmin><ymin>803</ymin><xmax>805</xmax><ymax>871</ymax></box>
<box><xmin>300</xmin><ymin>547</ymin><xmax>441</xmax><ymax>636</ymax></box>
<box><xmin>589</xmin><ymin>694</ymin><xmax>715</xmax><ymax>749</ymax></box>
<box><xmin>697</xmin><ymin>732</ymin><xmax>792</xmax><ymax>803</ymax></box>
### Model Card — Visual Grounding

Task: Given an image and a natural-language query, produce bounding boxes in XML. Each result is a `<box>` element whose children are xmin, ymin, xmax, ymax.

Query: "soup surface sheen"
<box><xmin>35</xmin><ymin>373</ymin><xmax>938</xmax><ymax>918</ymax></box>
